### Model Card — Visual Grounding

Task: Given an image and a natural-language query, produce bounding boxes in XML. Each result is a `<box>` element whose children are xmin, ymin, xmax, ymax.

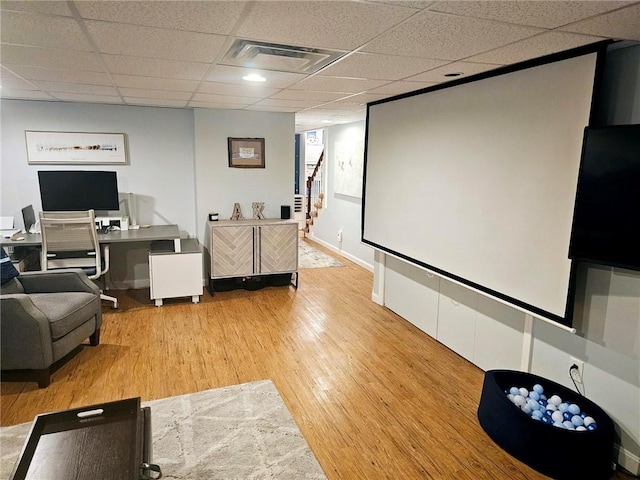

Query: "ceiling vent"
<box><xmin>221</xmin><ymin>39</ymin><xmax>347</xmax><ymax>74</ymax></box>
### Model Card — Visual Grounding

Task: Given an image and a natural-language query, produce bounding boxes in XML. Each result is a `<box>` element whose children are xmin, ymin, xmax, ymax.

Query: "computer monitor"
<box><xmin>38</xmin><ymin>171</ymin><xmax>120</xmax><ymax>212</ymax></box>
<box><xmin>21</xmin><ymin>204</ymin><xmax>36</xmax><ymax>233</ymax></box>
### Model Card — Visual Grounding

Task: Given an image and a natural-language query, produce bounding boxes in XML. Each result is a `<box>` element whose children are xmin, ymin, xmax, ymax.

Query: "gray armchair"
<box><xmin>1</xmin><ymin>269</ymin><xmax>102</xmax><ymax>388</ymax></box>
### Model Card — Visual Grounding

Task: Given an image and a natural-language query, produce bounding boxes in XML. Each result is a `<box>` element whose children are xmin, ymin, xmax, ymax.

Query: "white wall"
<box><xmin>1</xmin><ymin>100</ymin><xmax>196</xmax><ymax>288</ymax></box>
<box><xmin>306</xmin><ymin>121</ymin><xmax>374</xmax><ymax>270</ymax></box>
<box><xmin>193</xmin><ymin>108</ymin><xmax>295</xmax><ymax>246</ymax></box>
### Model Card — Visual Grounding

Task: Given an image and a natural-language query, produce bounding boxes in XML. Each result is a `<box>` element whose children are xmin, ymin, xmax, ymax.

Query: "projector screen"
<box><xmin>363</xmin><ymin>45</ymin><xmax>607</xmax><ymax>325</ymax></box>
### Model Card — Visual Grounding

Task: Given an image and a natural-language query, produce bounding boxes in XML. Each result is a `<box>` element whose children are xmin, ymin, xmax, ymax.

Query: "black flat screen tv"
<box><xmin>38</xmin><ymin>170</ymin><xmax>120</xmax><ymax>212</ymax></box>
<box><xmin>569</xmin><ymin>124</ymin><xmax>640</xmax><ymax>271</ymax></box>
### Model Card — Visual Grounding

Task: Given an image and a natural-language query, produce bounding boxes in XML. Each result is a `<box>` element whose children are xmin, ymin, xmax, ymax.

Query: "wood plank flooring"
<box><xmin>1</xmin><ymin>240</ymin><xmax>634</xmax><ymax>479</ymax></box>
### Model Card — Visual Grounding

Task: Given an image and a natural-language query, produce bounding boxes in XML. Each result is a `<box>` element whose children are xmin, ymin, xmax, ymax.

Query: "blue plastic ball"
<box><xmin>510</xmin><ymin>387</ymin><xmax>519</xmax><ymax>396</ymax></box>
<box><xmin>558</xmin><ymin>403</ymin><xmax>569</xmax><ymax>413</ymax></box>
<box><xmin>541</xmin><ymin>416</ymin><xmax>553</xmax><ymax>424</ymax></box>
<box><xmin>571</xmin><ymin>415</ymin><xmax>584</xmax><ymax>427</ymax></box>
<box><xmin>540</xmin><ymin>394</ymin><xmax>547</xmax><ymax>401</ymax></box>
<box><xmin>563</xmin><ymin>411</ymin><xmax>573</xmax><ymax>421</ymax></box>
<box><xmin>529</xmin><ymin>391</ymin><xmax>540</xmax><ymax>401</ymax></box>
<box><xmin>587</xmin><ymin>423</ymin><xmax>598</xmax><ymax>431</ymax></box>
<box><xmin>533</xmin><ymin>384</ymin><xmax>544</xmax><ymax>394</ymax></box>
<box><xmin>532</xmin><ymin>410</ymin><xmax>544</xmax><ymax>420</ymax></box>
<box><xmin>553</xmin><ymin>421</ymin><xmax>565</xmax><ymax>429</ymax></box>
<box><xmin>563</xmin><ymin>420</ymin><xmax>576</xmax><ymax>430</ymax></box>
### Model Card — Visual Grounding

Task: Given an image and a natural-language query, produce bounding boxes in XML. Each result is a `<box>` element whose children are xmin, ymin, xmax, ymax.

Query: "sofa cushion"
<box><xmin>28</xmin><ymin>292</ymin><xmax>98</xmax><ymax>340</ymax></box>
<box><xmin>1</xmin><ymin>277</ymin><xmax>24</xmax><ymax>294</ymax></box>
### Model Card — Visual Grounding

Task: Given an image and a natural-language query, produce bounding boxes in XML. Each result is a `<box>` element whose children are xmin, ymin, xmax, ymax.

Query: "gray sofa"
<box><xmin>1</xmin><ymin>269</ymin><xmax>102</xmax><ymax>388</ymax></box>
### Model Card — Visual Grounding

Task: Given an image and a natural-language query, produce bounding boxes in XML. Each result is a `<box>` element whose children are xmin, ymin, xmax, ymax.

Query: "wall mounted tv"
<box><xmin>569</xmin><ymin>124</ymin><xmax>640</xmax><ymax>271</ymax></box>
<box><xmin>362</xmin><ymin>42</ymin><xmax>610</xmax><ymax>327</ymax></box>
<box><xmin>38</xmin><ymin>170</ymin><xmax>120</xmax><ymax>212</ymax></box>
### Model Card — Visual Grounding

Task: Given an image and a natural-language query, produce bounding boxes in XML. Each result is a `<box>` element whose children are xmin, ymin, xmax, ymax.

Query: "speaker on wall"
<box><xmin>281</xmin><ymin>205</ymin><xmax>291</xmax><ymax>219</ymax></box>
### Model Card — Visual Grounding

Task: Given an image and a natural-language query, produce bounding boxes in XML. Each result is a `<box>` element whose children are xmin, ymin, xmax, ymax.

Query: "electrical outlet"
<box><xmin>569</xmin><ymin>357</ymin><xmax>584</xmax><ymax>383</ymax></box>
<box><xmin>337</xmin><ymin>229</ymin><xmax>343</xmax><ymax>242</ymax></box>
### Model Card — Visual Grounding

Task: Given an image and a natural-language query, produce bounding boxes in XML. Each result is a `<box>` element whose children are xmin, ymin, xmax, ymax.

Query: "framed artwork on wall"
<box><xmin>228</xmin><ymin>137</ymin><xmax>265</xmax><ymax>168</ymax></box>
<box><xmin>25</xmin><ymin>131</ymin><xmax>128</xmax><ymax>165</ymax></box>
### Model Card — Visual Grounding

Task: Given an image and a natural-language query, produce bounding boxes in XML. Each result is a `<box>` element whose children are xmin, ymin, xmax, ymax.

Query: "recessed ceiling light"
<box><xmin>322</xmin><ymin>120</ymin><xmax>332</xmax><ymax>124</ymax></box>
<box><xmin>444</xmin><ymin>72</ymin><xmax>463</xmax><ymax>77</ymax></box>
<box><xmin>243</xmin><ymin>74</ymin><xmax>266</xmax><ymax>82</ymax></box>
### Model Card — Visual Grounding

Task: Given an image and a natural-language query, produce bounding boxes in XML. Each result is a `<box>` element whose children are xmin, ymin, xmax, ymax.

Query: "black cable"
<box><xmin>569</xmin><ymin>365</ymin><xmax>584</xmax><ymax>396</ymax></box>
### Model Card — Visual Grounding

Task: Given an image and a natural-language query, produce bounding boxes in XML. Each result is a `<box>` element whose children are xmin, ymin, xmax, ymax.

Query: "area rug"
<box><xmin>299</xmin><ymin>241</ymin><xmax>344</xmax><ymax>269</ymax></box>
<box><xmin>0</xmin><ymin>380</ymin><xmax>327</xmax><ymax>479</ymax></box>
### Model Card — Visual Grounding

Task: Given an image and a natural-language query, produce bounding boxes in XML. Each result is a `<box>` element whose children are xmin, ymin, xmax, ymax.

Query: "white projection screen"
<box><xmin>363</xmin><ymin>45</ymin><xmax>607</xmax><ymax>325</ymax></box>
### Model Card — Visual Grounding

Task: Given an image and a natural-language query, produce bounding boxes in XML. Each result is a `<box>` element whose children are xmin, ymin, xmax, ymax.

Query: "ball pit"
<box><xmin>477</xmin><ymin>370</ymin><xmax>614</xmax><ymax>480</ymax></box>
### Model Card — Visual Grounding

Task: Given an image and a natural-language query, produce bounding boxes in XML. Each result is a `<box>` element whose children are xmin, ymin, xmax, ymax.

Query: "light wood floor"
<box><xmin>1</xmin><ymin>240</ymin><xmax>633</xmax><ymax>479</ymax></box>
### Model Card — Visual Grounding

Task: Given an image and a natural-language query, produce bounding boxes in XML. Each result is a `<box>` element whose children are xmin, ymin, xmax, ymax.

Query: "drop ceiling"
<box><xmin>1</xmin><ymin>1</ymin><xmax>639</xmax><ymax>132</ymax></box>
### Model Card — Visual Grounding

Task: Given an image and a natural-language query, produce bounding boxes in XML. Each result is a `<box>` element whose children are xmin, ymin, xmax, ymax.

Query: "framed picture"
<box><xmin>25</xmin><ymin>131</ymin><xmax>128</xmax><ymax>165</ymax></box>
<box><xmin>228</xmin><ymin>137</ymin><xmax>265</xmax><ymax>168</ymax></box>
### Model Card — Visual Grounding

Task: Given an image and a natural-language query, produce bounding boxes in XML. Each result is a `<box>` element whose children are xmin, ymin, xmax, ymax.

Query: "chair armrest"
<box><xmin>18</xmin><ymin>269</ymin><xmax>100</xmax><ymax>296</ymax></box>
<box><xmin>0</xmin><ymin>295</ymin><xmax>53</xmax><ymax>370</ymax></box>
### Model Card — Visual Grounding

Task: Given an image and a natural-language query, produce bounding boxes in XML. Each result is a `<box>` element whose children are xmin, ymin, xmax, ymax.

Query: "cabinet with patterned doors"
<box><xmin>206</xmin><ymin>219</ymin><xmax>298</xmax><ymax>293</ymax></box>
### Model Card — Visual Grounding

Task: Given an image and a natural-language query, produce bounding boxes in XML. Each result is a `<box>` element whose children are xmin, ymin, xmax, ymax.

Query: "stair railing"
<box><xmin>306</xmin><ymin>149</ymin><xmax>325</xmax><ymax>227</ymax></box>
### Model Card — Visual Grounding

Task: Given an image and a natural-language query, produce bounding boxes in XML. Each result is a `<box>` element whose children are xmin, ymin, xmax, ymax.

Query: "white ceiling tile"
<box><xmin>124</xmin><ymin>98</ymin><xmax>188</xmax><ymax>108</ymax></box>
<box><xmin>318</xmin><ymin>99</ymin><xmax>367</xmax><ymax>110</ymax></box>
<box><xmin>269</xmin><ymin>90</ymin><xmax>347</xmax><ymax>102</ymax></box>
<box><xmin>31</xmin><ymin>80</ymin><xmax>118</xmax><ymax>96</ymax></box>
<box><xmin>102</xmin><ymin>55</ymin><xmax>210</xmax><ymax>81</ymax></box>
<box><xmin>235</xmin><ymin>1</ymin><xmax>417</xmax><ymax>50</ymax></box>
<box><xmin>85</xmin><ymin>20</ymin><xmax>227</xmax><ymax>63</ymax></box>
<box><xmin>76</xmin><ymin>1</ymin><xmax>248</xmax><ymax>35</ymax></box>
<box><xmin>1</xmin><ymin>11</ymin><xmax>94</xmax><ymax>50</ymax></box>
<box><xmin>362</xmin><ymin>10</ymin><xmax>543</xmax><ymax>60</ymax></box>
<box><xmin>247</xmin><ymin>105</ymin><xmax>300</xmax><ymax>113</ymax></box>
<box><xmin>1</xmin><ymin>88</ymin><xmax>57</xmax><ymax>100</ymax></box>
<box><xmin>0</xmin><ymin>1</ymin><xmax>73</xmax><ymax>17</ymax></box>
<box><xmin>406</xmin><ymin>61</ymin><xmax>501</xmax><ymax>82</ymax></box>
<box><xmin>197</xmin><ymin>82</ymin><xmax>280</xmax><ymax>98</ymax></box>
<box><xmin>346</xmin><ymin>92</ymin><xmax>393</xmax><ymax>104</ymax></box>
<box><xmin>192</xmin><ymin>93</ymin><xmax>254</xmax><ymax>105</ymax></box>
<box><xmin>365</xmin><ymin>1</ymin><xmax>437</xmax><ymax>9</ymax></box>
<box><xmin>560</xmin><ymin>4</ymin><xmax>640</xmax><ymax>41</ymax></box>
<box><xmin>368</xmin><ymin>80</ymin><xmax>437</xmax><ymax>95</ymax></box>
<box><xmin>429</xmin><ymin>1</ymin><xmax>633</xmax><ymax>29</ymax></box>
<box><xmin>50</xmin><ymin>92</ymin><xmax>123</xmax><ymax>104</ymax></box>
<box><xmin>0</xmin><ymin>70</ymin><xmax>39</xmax><ymax>90</ymax></box>
<box><xmin>0</xmin><ymin>44</ymin><xmax>105</xmax><ymax>71</ymax></box>
<box><xmin>320</xmin><ymin>52</ymin><xmax>448</xmax><ymax>80</ymax></box>
<box><xmin>6</xmin><ymin>66</ymin><xmax>113</xmax><ymax>85</ymax></box>
<box><xmin>291</xmin><ymin>76</ymin><xmax>388</xmax><ymax>94</ymax></box>
<box><xmin>111</xmin><ymin>75</ymin><xmax>199</xmax><ymax>92</ymax></box>
<box><xmin>207</xmin><ymin>65</ymin><xmax>306</xmax><ymax>89</ymax></box>
<box><xmin>253</xmin><ymin>98</ymin><xmax>325</xmax><ymax>109</ymax></box>
<box><xmin>189</xmin><ymin>102</ymin><xmax>247</xmax><ymax>110</ymax></box>
<box><xmin>468</xmin><ymin>32</ymin><xmax>607</xmax><ymax>65</ymax></box>
<box><xmin>118</xmin><ymin>88</ymin><xmax>193</xmax><ymax>101</ymax></box>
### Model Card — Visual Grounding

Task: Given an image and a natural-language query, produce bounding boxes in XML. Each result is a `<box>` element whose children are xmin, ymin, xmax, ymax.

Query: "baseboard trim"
<box><xmin>306</xmin><ymin>235</ymin><xmax>373</xmax><ymax>272</ymax></box>
<box><xmin>615</xmin><ymin>443</ymin><xmax>640</xmax><ymax>476</ymax></box>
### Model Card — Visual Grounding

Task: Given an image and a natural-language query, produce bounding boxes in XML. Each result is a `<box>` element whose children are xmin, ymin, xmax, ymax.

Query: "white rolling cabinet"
<box><xmin>149</xmin><ymin>238</ymin><xmax>203</xmax><ymax>307</ymax></box>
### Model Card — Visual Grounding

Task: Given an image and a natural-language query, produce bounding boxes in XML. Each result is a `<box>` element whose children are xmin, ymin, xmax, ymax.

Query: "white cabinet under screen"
<box><xmin>149</xmin><ymin>238</ymin><xmax>203</xmax><ymax>307</ymax></box>
<box><xmin>207</xmin><ymin>219</ymin><xmax>298</xmax><ymax>291</ymax></box>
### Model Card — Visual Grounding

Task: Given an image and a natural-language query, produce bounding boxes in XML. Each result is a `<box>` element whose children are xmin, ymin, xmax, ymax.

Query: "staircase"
<box><xmin>305</xmin><ymin>149</ymin><xmax>325</xmax><ymax>233</ymax></box>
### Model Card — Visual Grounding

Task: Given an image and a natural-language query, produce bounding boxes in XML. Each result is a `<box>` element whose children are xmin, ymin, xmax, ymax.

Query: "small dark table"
<box><xmin>9</xmin><ymin>398</ymin><xmax>161</xmax><ymax>480</ymax></box>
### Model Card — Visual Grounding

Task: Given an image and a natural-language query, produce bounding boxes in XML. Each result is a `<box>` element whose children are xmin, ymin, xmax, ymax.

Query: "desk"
<box><xmin>1</xmin><ymin>225</ymin><xmax>181</xmax><ymax>251</ymax></box>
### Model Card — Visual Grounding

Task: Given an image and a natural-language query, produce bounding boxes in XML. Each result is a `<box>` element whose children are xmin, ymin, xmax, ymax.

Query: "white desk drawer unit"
<box><xmin>149</xmin><ymin>238</ymin><xmax>202</xmax><ymax>306</ymax></box>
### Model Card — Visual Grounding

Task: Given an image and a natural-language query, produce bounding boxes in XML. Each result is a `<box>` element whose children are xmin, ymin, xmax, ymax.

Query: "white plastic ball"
<box><xmin>507</xmin><ymin>394</ymin><xmax>515</xmax><ymax>403</ymax></box>
<box><xmin>549</xmin><ymin>395</ymin><xmax>562</xmax><ymax>406</ymax></box>
<box><xmin>519</xmin><ymin>387</ymin><xmax>529</xmax><ymax>398</ymax></box>
<box><xmin>576</xmin><ymin>426</ymin><xmax>587</xmax><ymax>431</ymax></box>
<box><xmin>552</xmin><ymin>410</ymin><xmax>564</xmax><ymax>423</ymax></box>
<box><xmin>521</xmin><ymin>404</ymin><xmax>532</xmax><ymax>415</ymax></box>
<box><xmin>540</xmin><ymin>394</ymin><xmax>547</xmax><ymax>401</ymax></box>
<box><xmin>510</xmin><ymin>387</ymin><xmax>519</xmax><ymax>396</ymax></box>
<box><xmin>571</xmin><ymin>415</ymin><xmax>584</xmax><ymax>427</ymax></box>
<box><xmin>546</xmin><ymin>404</ymin><xmax>557</xmax><ymax>412</ymax></box>
<box><xmin>568</xmin><ymin>404</ymin><xmax>581</xmax><ymax>415</ymax></box>
<box><xmin>514</xmin><ymin>395</ymin><xmax>526</xmax><ymax>406</ymax></box>
<box><xmin>583</xmin><ymin>416</ymin><xmax>596</xmax><ymax>427</ymax></box>
<box><xmin>533</xmin><ymin>384</ymin><xmax>544</xmax><ymax>394</ymax></box>
<box><xmin>553</xmin><ymin>421</ymin><xmax>565</xmax><ymax>429</ymax></box>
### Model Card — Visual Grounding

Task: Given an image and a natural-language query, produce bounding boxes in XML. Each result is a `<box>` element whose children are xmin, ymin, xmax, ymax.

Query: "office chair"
<box><xmin>39</xmin><ymin>210</ymin><xmax>118</xmax><ymax>308</ymax></box>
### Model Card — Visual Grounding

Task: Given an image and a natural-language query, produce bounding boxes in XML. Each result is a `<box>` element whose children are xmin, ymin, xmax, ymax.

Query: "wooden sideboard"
<box><xmin>206</xmin><ymin>219</ymin><xmax>298</xmax><ymax>292</ymax></box>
